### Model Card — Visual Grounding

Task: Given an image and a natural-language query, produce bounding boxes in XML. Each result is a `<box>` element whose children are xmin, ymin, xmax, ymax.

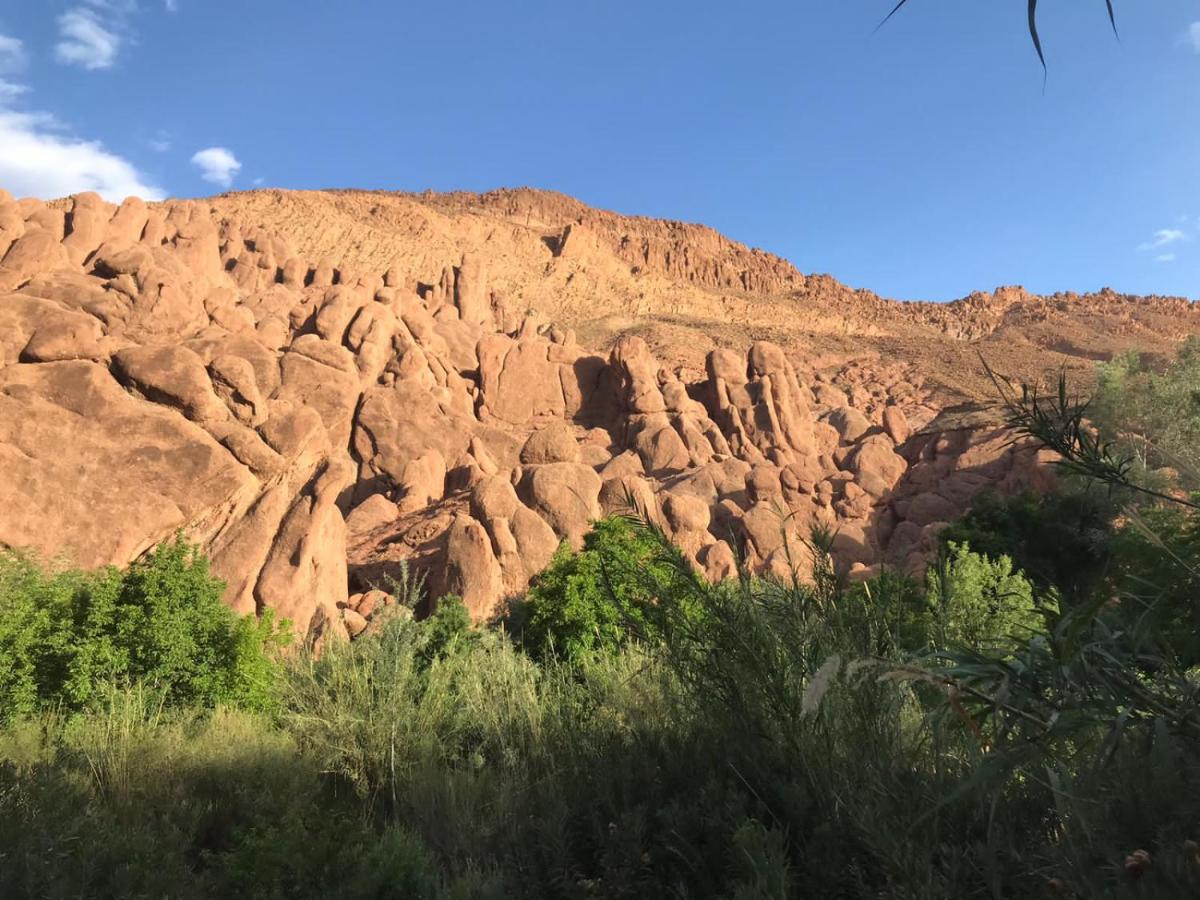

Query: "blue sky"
<box><xmin>0</xmin><ymin>1</ymin><xmax>1198</xmax><ymax>302</ymax></box>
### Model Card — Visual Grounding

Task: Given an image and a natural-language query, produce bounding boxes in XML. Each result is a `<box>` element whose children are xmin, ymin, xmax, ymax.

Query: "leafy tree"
<box><xmin>517</xmin><ymin>516</ymin><xmax>681</xmax><ymax>663</ymax></box>
<box><xmin>925</xmin><ymin>542</ymin><xmax>1046</xmax><ymax>651</ymax></box>
<box><xmin>1107</xmin><ymin>504</ymin><xmax>1200</xmax><ymax>667</ymax></box>
<box><xmin>1091</xmin><ymin>336</ymin><xmax>1200</xmax><ymax>490</ymax></box>
<box><xmin>938</xmin><ymin>489</ymin><xmax>1114</xmax><ymax>607</ymax></box>
<box><xmin>0</xmin><ymin>537</ymin><xmax>288</xmax><ymax>719</ymax></box>
<box><xmin>421</xmin><ymin>594</ymin><xmax>477</xmax><ymax>662</ymax></box>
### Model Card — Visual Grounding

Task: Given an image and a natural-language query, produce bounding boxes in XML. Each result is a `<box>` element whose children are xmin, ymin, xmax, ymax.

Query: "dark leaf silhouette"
<box><xmin>879</xmin><ymin>1</ymin><xmax>1119</xmax><ymax>69</ymax></box>
<box><xmin>1028</xmin><ymin>1</ymin><xmax>1045</xmax><ymax>69</ymax></box>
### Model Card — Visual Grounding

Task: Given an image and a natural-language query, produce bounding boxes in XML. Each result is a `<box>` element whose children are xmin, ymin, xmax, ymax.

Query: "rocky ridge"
<box><xmin>2</xmin><ymin>187</ymin><xmax>1195</xmax><ymax>643</ymax></box>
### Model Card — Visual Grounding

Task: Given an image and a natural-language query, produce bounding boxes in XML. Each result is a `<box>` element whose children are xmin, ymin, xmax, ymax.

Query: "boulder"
<box><xmin>825</xmin><ymin>406</ymin><xmax>872</xmax><ymax>444</ymax></box>
<box><xmin>520</xmin><ymin>422</ymin><xmax>580</xmax><ymax>465</ymax></box>
<box><xmin>444</xmin><ymin>514</ymin><xmax>504</xmax><ymax>620</ymax></box>
<box><xmin>883</xmin><ymin>405</ymin><xmax>911</xmax><ymax>444</ymax></box>
<box><xmin>517</xmin><ymin>462</ymin><xmax>601</xmax><ymax>548</ymax></box>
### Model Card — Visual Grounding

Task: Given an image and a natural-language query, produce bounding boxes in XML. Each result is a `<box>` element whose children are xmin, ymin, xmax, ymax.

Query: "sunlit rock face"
<box><xmin>9</xmin><ymin>185</ymin><xmax>1180</xmax><ymax>633</ymax></box>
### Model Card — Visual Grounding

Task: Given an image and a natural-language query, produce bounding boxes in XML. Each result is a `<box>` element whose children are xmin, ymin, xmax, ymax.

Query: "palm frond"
<box><xmin>879</xmin><ymin>0</ymin><xmax>1120</xmax><ymax>69</ymax></box>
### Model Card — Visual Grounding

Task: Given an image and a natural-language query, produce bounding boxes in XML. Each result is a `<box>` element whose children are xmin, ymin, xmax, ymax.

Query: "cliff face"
<box><xmin>2</xmin><ymin>186</ymin><xmax>1196</xmax><ymax>639</ymax></box>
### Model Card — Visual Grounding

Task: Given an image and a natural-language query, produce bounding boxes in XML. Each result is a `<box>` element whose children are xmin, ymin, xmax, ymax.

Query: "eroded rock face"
<box><xmin>0</xmin><ymin>188</ymin><xmax>1067</xmax><ymax>634</ymax></box>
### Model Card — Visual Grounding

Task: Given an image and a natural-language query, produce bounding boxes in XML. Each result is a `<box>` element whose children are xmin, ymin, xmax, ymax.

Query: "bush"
<box><xmin>2</xmin><ymin>514</ymin><xmax>1198</xmax><ymax>896</ymax></box>
<box><xmin>1092</xmin><ymin>335</ymin><xmax>1200</xmax><ymax>489</ymax></box>
<box><xmin>924</xmin><ymin>541</ymin><xmax>1046</xmax><ymax>651</ymax></box>
<box><xmin>938</xmin><ymin>488</ymin><xmax>1115</xmax><ymax>606</ymax></box>
<box><xmin>423</xmin><ymin>594</ymin><xmax>477</xmax><ymax>661</ymax></box>
<box><xmin>0</xmin><ymin>696</ymin><xmax>446</xmax><ymax>899</ymax></box>
<box><xmin>0</xmin><ymin>537</ymin><xmax>288</xmax><ymax>719</ymax></box>
<box><xmin>516</xmin><ymin>516</ymin><xmax>683</xmax><ymax>663</ymax></box>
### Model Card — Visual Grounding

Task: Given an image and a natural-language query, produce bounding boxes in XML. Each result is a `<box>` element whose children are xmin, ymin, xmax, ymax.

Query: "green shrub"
<box><xmin>0</xmin><ymin>696</ymin><xmax>445</xmax><ymax>899</ymax></box>
<box><xmin>925</xmin><ymin>541</ymin><xmax>1047</xmax><ymax>650</ymax></box>
<box><xmin>1092</xmin><ymin>335</ymin><xmax>1200</xmax><ymax>489</ymax></box>
<box><xmin>1107</xmin><ymin>503</ymin><xmax>1200</xmax><ymax>667</ymax></box>
<box><xmin>423</xmin><ymin>594</ymin><xmax>477</xmax><ymax>661</ymax></box>
<box><xmin>838</xmin><ymin>568</ymin><xmax>931</xmax><ymax>656</ymax></box>
<box><xmin>3</xmin><ymin>514</ymin><xmax>1198</xmax><ymax>897</ymax></box>
<box><xmin>516</xmin><ymin>516</ymin><xmax>682</xmax><ymax>663</ymax></box>
<box><xmin>0</xmin><ymin>537</ymin><xmax>288</xmax><ymax>719</ymax></box>
<box><xmin>940</xmin><ymin>486</ymin><xmax>1200</xmax><ymax>662</ymax></box>
<box><xmin>938</xmin><ymin>488</ymin><xmax>1114</xmax><ymax>606</ymax></box>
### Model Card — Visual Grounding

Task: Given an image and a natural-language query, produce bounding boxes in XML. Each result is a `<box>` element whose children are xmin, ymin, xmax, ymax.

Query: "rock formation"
<box><xmin>0</xmin><ymin>186</ymin><xmax>1195</xmax><ymax>638</ymax></box>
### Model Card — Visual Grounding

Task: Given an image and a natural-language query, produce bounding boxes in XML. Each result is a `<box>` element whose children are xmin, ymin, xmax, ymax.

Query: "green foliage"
<box><xmin>424</xmin><ymin>594</ymin><xmax>476</xmax><ymax>661</ymax></box>
<box><xmin>6</xmin><ymin>335</ymin><xmax>1200</xmax><ymax>897</ymax></box>
<box><xmin>1</xmin><ymin>520</ymin><xmax>1198</xmax><ymax>896</ymax></box>
<box><xmin>1092</xmin><ymin>336</ymin><xmax>1200</xmax><ymax>490</ymax></box>
<box><xmin>840</xmin><ymin>568</ymin><xmax>934</xmax><ymax>656</ymax></box>
<box><xmin>1108</xmin><ymin>504</ymin><xmax>1200</xmax><ymax>667</ymax></box>
<box><xmin>937</xmin><ymin>487</ymin><xmax>1200</xmax><ymax>663</ymax></box>
<box><xmin>938</xmin><ymin>488</ymin><xmax>1114</xmax><ymax>605</ymax></box>
<box><xmin>924</xmin><ymin>542</ymin><xmax>1047</xmax><ymax>650</ymax></box>
<box><xmin>0</xmin><ymin>697</ymin><xmax>446</xmax><ymax>899</ymax></box>
<box><xmin>379</xmin><ymin>558</ymin><xmax>428</xmax><ymax>612</ymax></box>
<box><xmin>517</xmin><ymin>516</ymin><xmax>683</xmax><ymax>663</ymax></box>
<box><xmin>0</xmin><ymin>537</ymin><xmax>288</xmax><ymax>719</ymax></box>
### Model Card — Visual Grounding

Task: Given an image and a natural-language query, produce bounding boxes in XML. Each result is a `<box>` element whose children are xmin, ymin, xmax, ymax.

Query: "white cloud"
<box><xmin>1188</xmin><ymin>22</ymin><xmax>1200</xmax><ymax>54</ymax></box>
<box><xmin>0</xmin><ymin>34</ymin><xmax>27</xmax><ymax>75</ymax></box>
<box><xmin>148</xmin><ymin>132</ymin><xmax>171</xmax><ymax>152</ymax></box>
<box><xmin>0</xmin><ymin>79</ymin><xmax>28</xmax><ymax>103</ymax></box>
<box><xmin>0</xmin><ymin>107</ymin><xmax>164</xmax><ymax>201</ymax></box>
<box><xmin>1156</xmin><ymin>253</ymin><xmax>1176</xmax><ymax>264</ymax></box>
<box><xmin>191</xmin><ymin>147</ymin><xmax>241</xmax><ymax>188</ymax></box>
<box><xmin>83</xmin><ymin>0</ymin><xmax>141</xmax><ymax>13</ymax></box>
<box><xmin>1153</xmin><ymin>228</ymin><xmax>1185</xmax><ymax>246</ymax></box>
<box><xmin>165</xmin><ymin>0</ymin><xmax>179</xmax><ymax>10</ymax></box>
<box><xmin>1137</xmin><ymin>228</ymin><xmax>1187</xmax><ymax>252</ymax></box>
<box><xmin>55</xmin><ymin>8</ymin><xmax>121</xmax><ymax>70</ymax></box>
<box><xmin>0</xmin><ymin>20</ymin><xmax>161</xmax><ymax>202</ymax></box>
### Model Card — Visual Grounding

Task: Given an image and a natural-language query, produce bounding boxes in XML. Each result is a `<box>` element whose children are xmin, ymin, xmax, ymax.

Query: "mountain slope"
<box><xmin>1</xmin><ymin>185</ymin><xmax>1195</xmax><ymax>639</ymax></box>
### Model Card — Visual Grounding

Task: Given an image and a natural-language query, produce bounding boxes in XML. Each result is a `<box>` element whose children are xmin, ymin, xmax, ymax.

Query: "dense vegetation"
<box><xmin>0</xmin><ymin>537</ymin><xmax>286</xmax><ymax>718</ymax></box>
<box><xmin>2</xmin><ymin>342</ymin><xmax>1199</xmax><ymax>898</ymax></box>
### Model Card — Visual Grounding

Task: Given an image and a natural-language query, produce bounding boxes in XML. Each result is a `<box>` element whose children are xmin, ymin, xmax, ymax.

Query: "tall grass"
<box><xmin>1</xmin><ymin>517</ymin><xmax>1198</xmax><ymax>896</ymax></box>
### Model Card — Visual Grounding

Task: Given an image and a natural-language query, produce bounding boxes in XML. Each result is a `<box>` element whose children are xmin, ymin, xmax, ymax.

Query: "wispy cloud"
<box><xmin>148</xmin><ymin>129</ymin><xmax>171</xmax><ymax>152</ymax></box>
<box><xmin>1188</xmin><ymin>22</ymin><xmax>1200</xmax><ymax>54</ymax></box>
<box><xmin>165</xmin><ymin>0</ymin><xmax>179</xmax><ymax>10</ymax></box>
<box><xmin>0</xmin><ymin>34</ymin><xmax>28</xmax><ymax>76</ymax></box>
<box><xmin>1137</xmin><ymin>228</ymin><xmax>1187</xmax><ymax>252</ymax></box>
<box><xmin>191</xmin><ymin>147</ymin><xmax>241</xmax><ymax>188</ymax></box>
<box><xmin>0</xmin><ymin>80</ymin><xmax>29</xmax><ymax>104</ymax></box>
<box><xmin>55</xmin><ymin>8</ymin><xmax>121</xmax><ymax>70</ymax></box>
<box><xmin>1155</xmin><ymin>253</ymin><xmax>1177</xmax><ymax>264</ymax></box>
<box><xmin>0</xmin><ymin>80</ymin><xmax>28</xmax><ymax>105</ymax></box>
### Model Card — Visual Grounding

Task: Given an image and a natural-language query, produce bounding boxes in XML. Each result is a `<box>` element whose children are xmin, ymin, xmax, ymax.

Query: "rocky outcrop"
<box><xmin>0</xmin><ymin>185</ymin><xmax>1112</xmax><ymax>636</ymax></box>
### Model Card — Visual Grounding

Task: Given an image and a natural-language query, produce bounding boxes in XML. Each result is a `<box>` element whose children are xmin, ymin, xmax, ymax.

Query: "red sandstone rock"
<box><xmin>0</xmin><ymin>187</ymin><xmax>1093</xmax><ymax>628</ymax></box>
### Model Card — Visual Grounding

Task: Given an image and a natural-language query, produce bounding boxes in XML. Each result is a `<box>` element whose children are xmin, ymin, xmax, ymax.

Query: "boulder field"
<box><xmin>0</xmin><ymin>188</ymin><xmax>1081</xmax><ymax>643</ymax></box>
